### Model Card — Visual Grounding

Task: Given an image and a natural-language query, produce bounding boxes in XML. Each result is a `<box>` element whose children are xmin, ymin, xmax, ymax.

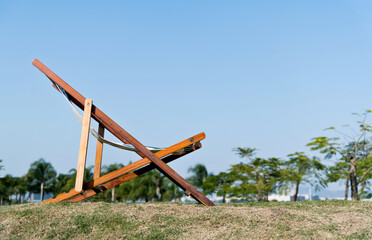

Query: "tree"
<box><xmin>357</xmin><ymin>156</ymin><xmax>372</xmax><ymax>199</ymax></box>
<box><xmin>51</xmin><ymin>172</ymin><xmax>74</xmax><ymax>197</ymax></box>
<box><xmin>102</xmin><ymin>163</ymin><xmax>124</xmax><ymax>202</ymax></box>
<box><xmin>187</xmin><ymin>164</ymin><xmax>208</xmax><ymax>190</ymax></box>
<box><xmin>0</xmin><ymin>160</ymin><xmax>4</xmax><ymax>203</ymax></box>
<box><xmin>12</xmin><ymin>177</ymin><xmax>21</xmax><ymax>204</ymax></box>
<box><xmin>1</xmin><ymin>175</ymin><xmax>16</xmax><ymax>205</ymax></box>
<box><xmin>126</xmin><ymin>170</ymin><xmax>157</xmax><ymax>202</ymax></box>
<box><xmin>202</xmin><ymin>172</ymin><xmax>233</xmax><ymax>203</ymax></box>
<box><xmin>117</xmin><ymin>169</ymin><xmax>178</xmax><ymax>203</ymax></box>
<box><xmin>27</xmin><ymin>158</ymin><xmax>56</xmax><ymax>202</ymax></box>
<box><xmin>284</xmin><ymin>152</ymin><xmax>325</xmax><ymax>201</ymax></box>
<box><xmin>307</xmin><ymin>111</ymin><xmax>372</xmax><ymax>200</ymax></box>
<box><xmin>17</xmin><ymin>175</ymin><xmax>30</xmax><ymax>204</ymax></box>
<box><xmin>231</xmin><ymin>148</ymin><xmax>285</xmax><ymax>201</ymax></box>
<box><xmin>162</xmin><ymin>180</ymin><xmax>183</xmax><ymax>202</ymax></box>
<box><xmin>0</xmin><ymin>177</ymin><xmax>5</xmax><ymax>205</ymax></box>
<box><xmin>150</xmin><ymin>170</ymin><xmax>167</xmax><ymax>201</ymax></box>
<box><xmin>54</xmin><ymin>167</ymin><xmax>94</xmax><ymax>198</ymax></box>
<box><xmin>0</xmin><ymin>159</ymin><xmax>4</xmax><ymax>172</ymax></box>
<box><xmin>326</xmin><ymin>162</ymin><xmax>349</xmax><ymax>199</ymax></box>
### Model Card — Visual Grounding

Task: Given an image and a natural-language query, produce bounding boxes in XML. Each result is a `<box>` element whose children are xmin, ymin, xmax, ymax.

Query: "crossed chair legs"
<box><xmin>44</xmin><ymin>133</ymin><xmax>206</xmax><ymax>204</ymax></box>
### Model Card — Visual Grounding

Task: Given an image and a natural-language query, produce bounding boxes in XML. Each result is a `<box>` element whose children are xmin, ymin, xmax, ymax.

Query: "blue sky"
<box><xmin>1</xmin><ymin>1</ymin><xmax>372</xmax><ymax>194</ymax></box>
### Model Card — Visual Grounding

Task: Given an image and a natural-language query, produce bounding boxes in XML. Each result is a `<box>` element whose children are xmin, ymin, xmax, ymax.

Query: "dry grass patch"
<box><xmin>0</xmin><ymin>200</ymin><xmax>371</xmax><ymax>239</ymax></box>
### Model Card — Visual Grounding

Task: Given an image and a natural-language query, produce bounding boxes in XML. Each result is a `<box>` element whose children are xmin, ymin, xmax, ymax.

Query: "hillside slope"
<box><xmin>0</xmin><ymin>201</ymin><xmax>371</xmax><ymax>239</ymax></box>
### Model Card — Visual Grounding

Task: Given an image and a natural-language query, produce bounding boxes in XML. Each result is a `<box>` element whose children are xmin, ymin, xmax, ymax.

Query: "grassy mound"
<box><xmin>0</xmin><ymin>201</ymin><xmax>371</xmax><ymax>239</ymax></box>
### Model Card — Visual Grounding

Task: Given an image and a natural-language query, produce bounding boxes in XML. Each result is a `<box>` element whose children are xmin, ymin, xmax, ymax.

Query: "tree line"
<box><xmin>0</xmin><ymin>159</ymin><xmax>187</xmax><ymax>205</ymax></box>
<box><xmin>200</xmin><ymin>111</ymin><xmax>372</xmax><ymax>202</ymax></box>
<box><xmin>0</xmin><ymin>111</ymin><xmax>371</xmax><ymax>204</ymax></box>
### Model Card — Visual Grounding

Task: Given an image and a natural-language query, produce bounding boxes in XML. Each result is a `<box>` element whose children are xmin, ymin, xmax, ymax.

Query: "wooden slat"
<box><xmin>67</xmin><ymin>143</ymin><xmax>201</xmax><ymax>202</ymax></box>
<box><xmin>75</xmin><ymin>99</ymin><xmax>92</xmax><ymax>192</ymax></box>
<box><xmin>43</xmin><ymin>133</ymin><xmax>205</xmax><ymax>203</ymax></box>
<box><xmin>93</xmin><ymin>124</ymin><xmax>105</xmax><ymax>180</ymax></box>
<box><xmin>33</xmin><ymin>59</ymin><xmax>214</xmax><ymax>206</ymax></box>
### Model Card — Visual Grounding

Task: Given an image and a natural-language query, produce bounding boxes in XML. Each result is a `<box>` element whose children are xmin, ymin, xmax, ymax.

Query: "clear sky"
<box><xmin>1</xmin><ymin>1</ymin><xmax>372</xmax><ymax>194</ymax></box>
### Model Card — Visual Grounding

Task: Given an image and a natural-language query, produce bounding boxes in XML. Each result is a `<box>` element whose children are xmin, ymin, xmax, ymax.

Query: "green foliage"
<box><xmin>52</xmin><ymin>172</ymin><xmax>74</xmax><ymax>197</ymax></box>
<box><xmin>229</xmin><ymin>148</ymin><xmax>286</xmax><ymax>201</ymax></box>
<box><xmin>202</xmin><ymin>172</ymin><xmax>234</xmax><ymax>203</ymax></box>
<box><xmin>233</xmin><ymin>147</ymin><xmax>257</xmax><ymax>159</ymax></box>
<box><xmin>102</xmin><ymin>163</ymin><xmax>124</xmax><ymax>175</ymax></box>
<box><xmin>27</xmin><ymin>158</ymin><xmax>57</xmax><ymax>201</ymax></box>
<box><xmin>307</xmin><ymin>110</ymin><xmax>372</xmax><ymax>200</ymax></box>
<box><xmin>187</xmin><ymin>163</ymin><xmax>208</xmax><ymax>189</ymax></box>
<box><xmin>111</xmin><ymin>169</ymin><xmax>183</xmax><ymax>203</ymax></box>
<box><xmin>27</xmin><ymin>159</ymin><xmax>57</xmax><ymax>187</ymax></box>
<box><xmin>284</xmin><ymin>152</ymin><xmax>326</xmax><ymax>200</ymax></box>
<box><xmin>0</xmin><ymin>174</ymin><xmax>15</xmax><ymax>204</ymax></box>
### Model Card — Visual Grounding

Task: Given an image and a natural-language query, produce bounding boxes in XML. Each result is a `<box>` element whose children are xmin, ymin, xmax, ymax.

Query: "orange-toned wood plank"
<box><xmin>93</xmin><ymin>124</ymin><xmax>105</xmax><ymax>180</ymax></box>
<box><xmin>46</xmin><ymin>188</ymin><xmax>81</xmax><ymax>203</ymax></box>
<box><xmin>75</xmin><ymin>99</ymin><xmax>92</xmax><ymax>192</ymax></box>
<box><xmin>43</xmin><ymin>133</ymin><xmax>205</xmax><ymax>203</ymax></box>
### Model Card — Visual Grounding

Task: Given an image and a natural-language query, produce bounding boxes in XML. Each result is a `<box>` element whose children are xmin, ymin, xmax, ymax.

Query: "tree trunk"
<box><xmin>293</xmin><ymin>180</ymin><xmax>300</xmax><ymax>201</ymax></box>
<box><xmin>359</xmin><ymin>180</ymin><xmax>367</xmax><ymax>198</ymax></box>
<box><xmin>222</xmin><ymin>193</ymin><xmax>226</xmax><ymax>203</ymax></box>
<box><xmin>1</xmin><ymin>196</ymin><xmax>3</xmax><ymax>205</ymax></box>
<box><xmin>349</xmin><ymin>158</ymin><xmax>359</xmax><ymax>200</ymax></box>
<box><xmin>8</xmin><ymin>195</ymin><xmax>12</xmax><ymax>205</ymax></box>
<box><xmin>111</xmin><ymin>188</ymin><xmax>115</xmax><ymax>202</ymax></box>
<box><xmin>40</xmin><ymin>181</ymin><xmax>45</xmax><ymax>202</ymax></box>
<box><xmin>156</xmin><ymin>186</ymin><xmax>161</xmax><ymax>201</ymax></box>
<box><xmin>344</xmin><ymin>177</ymin><xmax>349</xmax><ymax>200</ymax></box>
<box><xmin>21</xmin><ymin>195</ymin><xmax>24</xmax><ymax>204</ymax></box>
<box><xmin>257</xmin><ymin>195</ymin><xmax>263</xmax><ymax>201</ymax></box>
<box><xmin>154</xmin><ymin>178</ymin><xmax>161</xmax><ymax>201</ymax></box>
<box><xmin>14</xmin><ymin>193</ymin><xmax>18</xmax><ymax>204</ymax></box>
<box><xmin>27</xmin><ymin>192</ymin><xmax>31</xmax><ymax>203</ymax></box>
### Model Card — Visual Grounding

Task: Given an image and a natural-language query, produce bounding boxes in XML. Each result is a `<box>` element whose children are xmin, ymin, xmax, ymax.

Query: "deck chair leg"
<box><xmin>75</xmin><ymin>99</ymin><xmax>93</xmax><ymax>192</ymax></box>
<box><xmin>93</xmin><ymin>123</ymin><xmax>104</xmax><ymax>180</ymax></box>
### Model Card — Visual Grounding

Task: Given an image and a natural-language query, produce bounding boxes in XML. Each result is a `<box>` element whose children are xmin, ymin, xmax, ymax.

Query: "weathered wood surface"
<box><xmin>75</xmin><ymin>99</ymin><xmax>92</xmax><ymax>192</ymax></box>
<box><xmin>33</xmin><ymin>59</ymin><xmax>214</xmax><ymax>206</ymax></box>
<box><xmin>93</xmin><ymin>124</ymin><xmax>105</xmax><ymax>180</ymax></box>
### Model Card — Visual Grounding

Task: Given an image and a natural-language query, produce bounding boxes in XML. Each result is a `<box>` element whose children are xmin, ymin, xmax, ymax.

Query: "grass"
<box><xmin>0</xmin><ymin>200</ymin><xmax>371</xmax><ymax>239</ymax></box>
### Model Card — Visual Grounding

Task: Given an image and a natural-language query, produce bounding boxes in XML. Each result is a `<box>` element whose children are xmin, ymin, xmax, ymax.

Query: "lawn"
<box><xmin>0</xmin><ymin>200</ymin><xmax>371</xmax><ymax>239</ymax></box>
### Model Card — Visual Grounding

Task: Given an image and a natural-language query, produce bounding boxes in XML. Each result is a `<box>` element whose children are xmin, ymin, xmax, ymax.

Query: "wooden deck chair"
<box><xmin>32</xmin><ymin>59</ymin><xmax>214</xmax><ymax>206</ymax></box>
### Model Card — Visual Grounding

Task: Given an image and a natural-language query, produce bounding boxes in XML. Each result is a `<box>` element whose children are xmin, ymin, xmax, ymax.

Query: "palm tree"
<box><xmin>187</xmin><ymin>164</ymin><xmax>209</xmax><ymax>189</ymax></box>
<box><xmin>17</xmin><ymin>175</ymin><xmax>29</xmax><ymax>204</ymax></box>
<box><xmin>128</xmin><ymin>171</ymin><xmax>157</xmax><ymax>202</ymax></box>
<box><xmin>163</xmin><ymin>179</ymin><xmax>183</xmax><ymax>202</ymax></box>
<box><xmin>52</xmin><ymin>173</ymin><xmax>74</xmax><ymax>196</ymax></box>
<box><xmin>2</xmin><ymin>174</ymin><xmax>15</xmax><ymax>205</ymax></box>
<box><xmin>53</xmin><ymin>167</ymin><xmax>93</xmax><ymax>197</ymax></box>
<box><xmin>27</xmin><ymin>158</ymin><xmax>56</xmax><ymax>202</ymax></box>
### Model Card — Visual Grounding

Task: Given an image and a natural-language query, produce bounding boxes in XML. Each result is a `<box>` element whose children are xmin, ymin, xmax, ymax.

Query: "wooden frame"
<box><xmin>32</xmin><ymin>59</ymin><xmax>214</xmax><ymax>206</ymax></box>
